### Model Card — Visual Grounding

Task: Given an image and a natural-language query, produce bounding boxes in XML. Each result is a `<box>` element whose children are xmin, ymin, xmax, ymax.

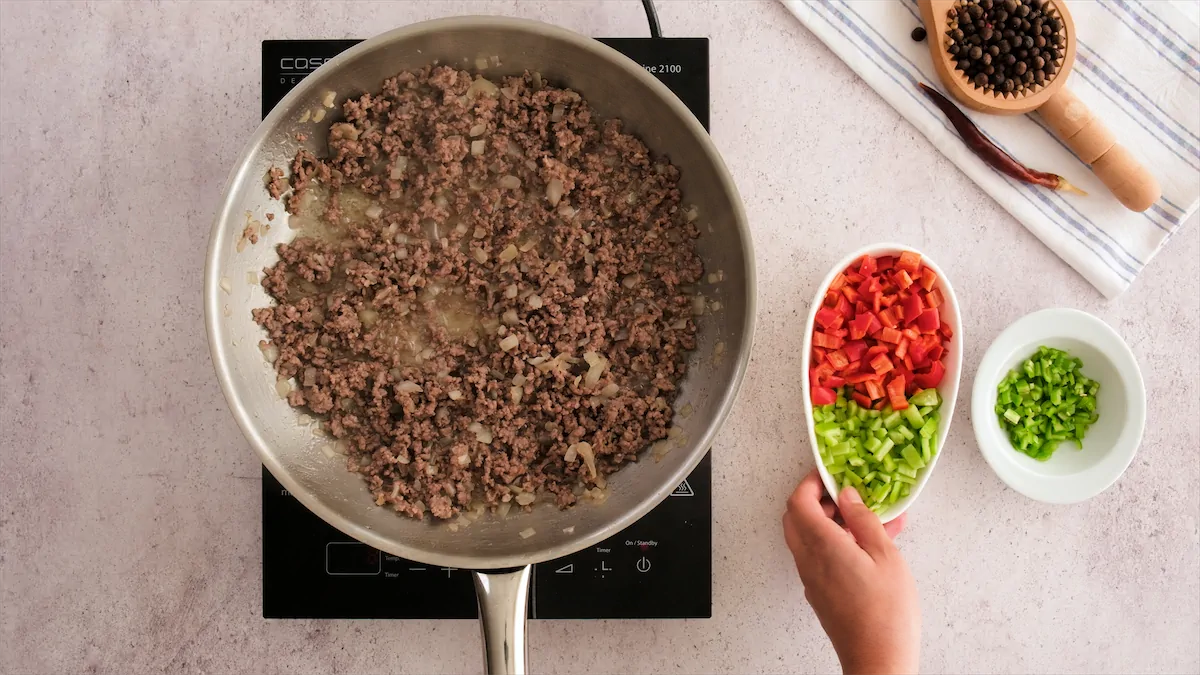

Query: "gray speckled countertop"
<box><xmin>2</xmin><ymin>1</ymin><xmax>1197</xmax><ymax>673</ymax></box>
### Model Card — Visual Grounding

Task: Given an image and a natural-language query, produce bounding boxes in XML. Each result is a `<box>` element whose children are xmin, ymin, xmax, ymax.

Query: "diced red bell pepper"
<box><xmin>834</xmin><ymin>293</ymin><xmax>852</xmax><ymax>318</ymax></box>
<box><xmin>894</xmin><ymin>365</ymin><xmax>913</xmax><ymax>391</ymax></box>
<box><xmin>940</xmin><ymin>321</ymin><xmax>954</xmax><ymax>339</ymax></box>
<box><xmin>928</xmin><ymin>343</ymin><xmax>944</xmax><ymax>363</ymax></box>
<box><xmin>853</xmin><ymin>392</ymin><xmax>873</xmax><ymax>409</ymax></box>
<box><xmin>846</xmin><ymin>371</ymin><xmax>877</xmax><ymax>385</ymax></box>
<box><xmin>840</xmin><ymin>285</ymin><xmax>860</xmax><ymax>303</ymax></box>
<box><xmin>828</xmin><ymin>273</ymin><xmax>848</xmax><ymax>291</ymax></box>
<box><xmin>813</xmin><ymin>361</ymin><xmax>833</xmax><ymax>379</ymax></box>
<box><xmin>902</xmin><ymin>327</ymin><xmax>920</xmax><ymax>341</ymax></box>
<box><xmin>813</xmin><ymin>331</ymin><xmax>843</xmax><ymax>350</ymax></box>
<box><xmin>843</xmin><ymin>340</ymin><xmax>868</xmax><ymax>363</ymax></box>
<box><xmin>858</xmin><ymin>254</ymin><xmax>878</xmax><ymax>276</ymax></box>
<box><xmin>811</xmin><ymin>386</ymin><xmax>837</xmax><ymax>406</ymax></box>
<box><xmin>880</xmin><ymin>294</ymin><xmax>899</xmax><ymax>309</ymax></box>
<box><xmin>895</xmin><ymin>269</ymin><xmax>914</xmax><ymax>290</ymax></box>
<box><xmin>828</xmin><ymin>328</ymin><xmax>848</xmax><ymax>339</ymax></box>
<box><xmin>872</xmin><ymin>290</ymin><xmax>883</xmax><ymax>314</ymax></box>
<box><xmin>854</xmin><ymin>300</ymin><xmax>869</xmax><ymax>316</ymax></box>
<box><xmin>866</xmin><ymin>344</ymin><xmax>890</xmax><ymax>357</ymax></box>
<box><xmin>916</xmin><ymin>308</ymin><xmax>941</xmax><ymax>333</ymax></box>
<box><xmin>875</xmin><ymin>256</ymin><xmax>895</xmax><ymax>272</ymax></box>
<box><xmin>824</xmin><ymin>290</ymin><xmax>840</xmax><ymax>308</ymax></box>
<box><xmin>897</xmin><ymin>251</ymin><xmax>922</xmax><ymax>274</ymax></box>
<box><xmin>919</xmin><ymin>267</ymin><xmax>938</xmax><ymax>291</ymax></box>
<box><xmin>827</xmin><ymin>349</ymin><xmax>850</xmax><ymax>370</ymax></box>
<box><xmin>895</xmin><ymin>337</ymin><xmax>909</xmax><ymax>360</ymax></box>
<box><xmin>886</xmin><ymin>376</ymin><xmax>908</xmax><ymax>410</ymax></box>
<box><xmin>845</xmin><ymin>270</ymin><xmax>865</xmax><ymax>284</ymax></box>
<box><xmin>903</xmin><ymin>354</ymin><xmax>915</xmax><ymax>371</ymax></box>
<box><xmin>815</xmin><ymin>307</ymin><xmax>841</xmax><ymax>330</ymax></box>
<box><xmin>877</xmin><ymin>307</ymin><xmax>899</xmax><ymax>329</ymax></box>
<box><xmin>908</xmin><ymin>339</ymin><xmax>930</xmax><ymax>366</ymax></box>
<box><xmin>870</xmin><ymin>353</ymin><xmax>894</xmax><ymax>376</ymax></box>
<box><xmin>880</xmin><ymin>327</ymin><xmax>902</xmax><ymax>344</ymax></box>
<box><xmin>824</xmin><ymin>375</ymin><xmax>846</xmax><ymax>389</ymax></box>
<box><xmin>914</xmin><ymin>361</ymin><xmax>946</xmax><ymax>389</ymax></box>
<box><xmin>864</xmin><ymin>378</ymin><xmax>885</xmax><ymax>401</ymax></box>
<box><xmin>926</xmin><ymin>287</ymin><xmax>944</xmax><ymax>308</ymax></box>
<box><xmin>844</xmin><ymin>360</ymin><xmax>862</xmax><ymax>374</ymax></box>
<box><xmin>902</xmin><ymin>293</ymin><xmax>924</xmax><ymax>323</ymax></box>
<box><xmin>848</xmin><ymin>313</ymin><xmax>871</xmax><ymax>340</ymax></box>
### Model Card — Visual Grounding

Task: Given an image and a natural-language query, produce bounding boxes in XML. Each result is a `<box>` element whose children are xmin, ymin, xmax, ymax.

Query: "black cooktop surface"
<box><xmin>260</xmin><ymin>36</ymin><xmax>711</xmax><ymax>620</ymax></box>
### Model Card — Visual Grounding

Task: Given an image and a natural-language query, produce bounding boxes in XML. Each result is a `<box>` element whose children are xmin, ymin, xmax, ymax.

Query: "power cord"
<box><xmin>641</xmin><ymin>0</ymin><xmax>662</xmax><ymax>38</ymax></box>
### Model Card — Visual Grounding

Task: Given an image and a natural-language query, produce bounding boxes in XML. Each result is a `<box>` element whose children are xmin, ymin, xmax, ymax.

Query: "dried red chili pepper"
<box><xmin>918</xmin><ymin>83</ymin><xmax>1086</xmax><ymax>196</ymax></box>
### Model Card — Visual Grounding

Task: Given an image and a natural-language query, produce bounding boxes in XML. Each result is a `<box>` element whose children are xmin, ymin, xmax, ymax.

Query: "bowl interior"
<box><xmin>980</xmin><ymin>337</ymin><xmax>1127</xmax><ymax>477</ymax></box>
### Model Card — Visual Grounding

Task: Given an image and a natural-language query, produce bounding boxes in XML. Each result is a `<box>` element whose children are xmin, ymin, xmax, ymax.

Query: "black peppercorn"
<box><xmin>912</xmin><ymin>26</ymin><xmax>927</xmax><ymax>41</ymax></box>
<box><xmin>945</xmin><ymin>0</ymin><xmax>1064</xmax><ymax>94</ymax></box>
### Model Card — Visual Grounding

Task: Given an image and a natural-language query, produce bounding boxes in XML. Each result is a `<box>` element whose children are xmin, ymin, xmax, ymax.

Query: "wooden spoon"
<box><xmin>918</xmin><ymin>0</ymin><xmax>1161</xmax><ymax>212</ymax></box>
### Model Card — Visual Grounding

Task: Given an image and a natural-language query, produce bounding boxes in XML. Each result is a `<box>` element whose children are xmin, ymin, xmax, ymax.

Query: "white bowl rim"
<box><xmin>801</xmin><ymin>242</ymin><xmax>964</xmax><ymax>523</ymax></box>
<box><xmin>971</xmin><ymin>307</ymin><xmax>1146</xmax><ymax>504</ymax></box>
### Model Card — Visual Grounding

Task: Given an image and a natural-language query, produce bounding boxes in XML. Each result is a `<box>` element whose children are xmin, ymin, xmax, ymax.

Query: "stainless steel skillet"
<box><xmin>204</xmin><ymin>17</ymin><xmax>755</xmax><ymax>674</ymax></box>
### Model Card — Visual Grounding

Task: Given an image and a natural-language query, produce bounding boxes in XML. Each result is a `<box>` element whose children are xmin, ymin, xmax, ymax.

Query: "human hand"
<box><xmin>782</xmin><ymin>469</ymin><xmax>920</xmax><ymax>675</ymax></box>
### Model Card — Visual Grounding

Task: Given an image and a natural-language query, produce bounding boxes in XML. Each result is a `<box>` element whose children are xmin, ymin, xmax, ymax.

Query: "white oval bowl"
<box><xmin>801</xmin><ymin>243</ymin><xmax>964</xmax><ymax>523</ymax></box>
<box><xmin>971</xmin><ymin>308</ymin><xmax>1146</xmax><ymax>504</ymax></box>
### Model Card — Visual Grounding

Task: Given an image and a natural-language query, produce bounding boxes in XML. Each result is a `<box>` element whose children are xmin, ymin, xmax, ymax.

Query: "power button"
<box><xmin>635</xmin><ymin>556</ymin><xmax>651</xmax><ymax>573</ymax></box>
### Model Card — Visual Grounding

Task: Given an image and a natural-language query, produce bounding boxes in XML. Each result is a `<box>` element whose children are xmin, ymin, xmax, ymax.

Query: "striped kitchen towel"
<box><xmin>783</xmin><ymin>0</ymin><xmax>1200</xmax><ymax>298</ymax></box>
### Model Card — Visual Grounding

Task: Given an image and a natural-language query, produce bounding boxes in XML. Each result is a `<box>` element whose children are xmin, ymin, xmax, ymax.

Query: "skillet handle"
<box><xmin>472</xmin><ymin>566</ymin><xmax>532</xmax><ymax>675</ymax></box>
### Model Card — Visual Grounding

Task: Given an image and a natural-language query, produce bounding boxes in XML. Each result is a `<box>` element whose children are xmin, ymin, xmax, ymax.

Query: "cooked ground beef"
<box><xmin>254</xmin><ymin>65</ymin><xmax>702</xmax><ymax>520</ymax></box>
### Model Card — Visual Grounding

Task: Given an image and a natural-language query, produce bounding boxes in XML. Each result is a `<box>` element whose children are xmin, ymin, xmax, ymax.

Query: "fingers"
<box><xmin>786</xmin><ymin>469</ymin><xmax>831</xmax><ymax>526</ymax></box>
<box><xmin>836</xmin><ymin>486</ymin><xmax>896</xmax><ymax>561</ymax></box>
<box><xmin>883</xmin><ymin>512</ymin><xmax>907</xmax><ymax>540</ymax></box>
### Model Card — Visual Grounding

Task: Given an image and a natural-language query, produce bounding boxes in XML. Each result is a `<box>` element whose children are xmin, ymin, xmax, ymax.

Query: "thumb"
<box><xmin>838</xmin><ymin>486</ymin><xmax>894</xmax><ymax>560</ymax></box>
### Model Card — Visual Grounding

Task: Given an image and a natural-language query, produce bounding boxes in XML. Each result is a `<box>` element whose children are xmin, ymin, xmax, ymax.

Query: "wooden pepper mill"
<box><xmin>918</xmin><ymin>0</ymin><xmax>1162</xmax><ymax>212</ymax></box>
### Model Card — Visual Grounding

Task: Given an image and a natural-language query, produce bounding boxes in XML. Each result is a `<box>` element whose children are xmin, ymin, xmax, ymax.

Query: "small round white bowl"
<box><xmin>801</xmin><ymin>243</ymin><xmax>964</xmax><ymax>524</ymax></box>
<box><xmin>972</xmin><ymin>308</ymin><xmax>1146</xmax><ymax>504</ymax></box>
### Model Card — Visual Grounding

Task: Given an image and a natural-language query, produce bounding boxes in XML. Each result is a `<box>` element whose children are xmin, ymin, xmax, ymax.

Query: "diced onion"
<box><xmin>571</xmin><ymin>442</ymin><xmax>596</xmax><ymax>478</ymax></box>
<box><xmin>471</xmin><ymin>140</ymin><xmax>485</xmax><ymax>156</ymax></box>
<box><xmin>504</xmin><ymin>284</ymin><xmax>519</xmax><ymax>299</ymax></box>
<box><xmin>390</xmin><ymin>156</ymin><xmax>408</xmax><ymax>180</ymax></box>
<box><xmin>396</xmin><ymin>381</ymin><xmax>423</xmax><ymax>394</ymax></box>
<box><xmin>510</xmin><ymin>386</ymin><xmax>523</xmax><ymax>404</ymax></box>
<box><xmin>321</xmin><ymin>90</ymin><xmax>336</xmax><ymax>108</ymax></box>
<box><xmin>472</xmin><ymin>248</ymin><xmax>488</xmax><ymax>264</ymax></box>
<box><xmin>364</xmin><ymin>204</ymin><xmax>383</xmax><ymax>220</ymax></box>
<box><xmin>621</xmin><ymin>274</ymin><xmax>641</xmax><ymax>289</ymax></box>
<box><xmin>312</xmin><ymin>108</ymin><xmax>326</xmax><ymax>123</ymax></box>
<box><xmin>499</xmin><ymin>335</ymin><xmax>520</xmax><ymax>351</ymax></box>
<box><xmin>580</xmin><ymin>231</ymin><xmax>592</xmax><ymax>246</ymax></box>
<box><xmin>498</xmin><ymin>175</ymin><xmax>521</xmax><ymax>190</ymax></box>
<box><xmin>527</xmin><ymin>295</ymin><xmax>543</xmax><ymax>309</ymax></box>
<box><xmin>501</xmin><ymin>309</ymin><xmax>519</xmax><ymax>325</ymax></box>
<box><xmin>498</xmin><ymin>244</ymin><xmax>519</xmax><ymax>263</ymax></box>
<box><xmin>545</xmin><ymin>179</ymin><xmax>564</xmax><ymax>206</ymax></box>
<box><xmin>469</xmin><ymin>123</ymin><xmax>486</xmax><ymax>137</ymax></box>
<box><xmin>497</xmin><ymin>501</ymin><xmax>512</xmax><ymax>517</ymax></box>
<box><xmin>685</xmin><ymin>206</ymin><xmax>699</xmax><ymax>222</ymax></box>
<box><xmin>711</xmin><ymin>301</ymin><xmax>723</xmax><ymax>312</ymax></box>
<box><xmin>275</xmin><ymin>379</ymin><xmax>292</xmax><ymax>398</ymax></box>
<box><xmin>551</xmin><ymin>104</ymin><xmax>565</xmax><ymax>122</ymax></box>
<box><xmin>219</xmin><ymin>277</ymin><xmax>232</xmax><ymax>294</ymax></box>
<box><xmin>303</xmin><ymin>367</ymin><xmax>317</xmax><ymax>387</ymax></box>
<box><xmin>512</xmin><ymin>374</ymin><xmax>527</xmax><ymax>386</ymax></box>
<box><xmin>519</xmin><ymin>528</ymin><xmax>536</xmax><ymax>539</ymax></box>
<box><xmin>259</xmin><ymin>342</ymin><xmax>279</xmax><ymax>363</ymax></box>
<box><xmin>515</xmin><ymin>491</ymin><xmax>535</xmax><ymax>506</ymax></box>
<box><xmin>448</xmin><ymin>390</ymin><xmax>463</xmax><ymax>401</ymax></box>
<box><xmin>457</xmin><ymin>453</ymin><xmax>471</xmax><ymax>466</ymax></box>
<box><xmin>466</xmin><ymin>77</ymin><xmax>500</xmax><ymax>99</ymax></box>
<box><xmin>564</xmin><ymin>445</ymin><xmax>578</xmax><ymax>462</ymax></box>
<box><xmin>692</xmin><ymin>295</ymin><xmax>706</xmax><ymax>316</ymax></box>
<box><xmin>562</xmin><ymin>526</ymin><xmax>575</xmax><ymax>534</ymax></box>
